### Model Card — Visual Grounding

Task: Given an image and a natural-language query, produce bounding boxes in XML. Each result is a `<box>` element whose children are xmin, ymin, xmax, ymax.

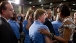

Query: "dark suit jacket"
<box><xmin>0</xmin><ymin>17</ymin><xmax>18</xmax><ymax>43</ymax></box>
<box><xmin>44</xmin><ymin>18</ymin><xmax>55</xmax><ymax>34</ymax></box>
<box><xmin>73</xmin><ymin>28</ymin><xmax>76</xmax><ymax>43</ymax></box>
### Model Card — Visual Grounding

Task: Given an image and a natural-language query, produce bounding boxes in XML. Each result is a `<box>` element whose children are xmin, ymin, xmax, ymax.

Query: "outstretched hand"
<box><xmin>39</xmin><ymin>29</ymin><xmax>51</xmax><ymax>36</ymax></box>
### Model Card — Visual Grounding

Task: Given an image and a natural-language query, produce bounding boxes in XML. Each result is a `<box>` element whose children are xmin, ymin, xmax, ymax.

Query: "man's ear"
<box><xmin>2</xmin><ymin>10</ymin><xmax>6</xmax><ymax>14</ymax></box>
<box><xmin>38</xmin><ymin>16</ymin><xmax>41</xmax><ymax>19</ymax></box>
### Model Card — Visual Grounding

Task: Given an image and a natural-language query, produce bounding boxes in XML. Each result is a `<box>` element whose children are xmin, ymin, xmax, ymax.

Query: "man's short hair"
<box><xmin>0</xmin><ymin>1</ymin><xmax>10</xmax><ymax>14</ymax></box>
<box><xmin>46</xmin><ymin>9</ymin><xmax>51</xmax><ymax>11</ymax></box>
<box><xmin>34</xmin><ymin>9</ymin><xmax>46</xmax><ymax>20</ymax></box>
<box><xmin>46</xmin><ymin>9</ymin><xmax>52</xmax><ymax>14</ymax></box>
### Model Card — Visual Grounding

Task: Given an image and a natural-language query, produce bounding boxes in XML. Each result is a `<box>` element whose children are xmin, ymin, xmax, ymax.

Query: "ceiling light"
<box><xmin>72</xmin><ymin>9</ymin><xmax>74</xmax><ymax>11</ymax></box>
<box><xmin>74</xmin><ymin>10</ymin><xmax>76</xmax><ymax>11</ymax></box>
<box><xmin>63</xmin><ymin>0</ymin><xmax>66</xmax><ymax>1</ymax></box>
<box><xmin>29</xmin><ymin>2</ymin><xmax>32</xmax><ymax>4</ymax></box>
<box><xmin>8</xmin><ymin>0</ymin><xmax>20</xmax><ymax>4</ymax></box>
<box><xmin>41</xmin><ymin>4</ymin><xmax>43</xmax><ymax>6</ymax></box>
<box><xmin>72</xmin><ymin>9</ymin><xmax>76</xmax><ymax>11</ymax></box>
<box><xmin>33</xmin><ymin>6</ymin><xmax>35</xmax><ymax>7</ymax></box>
<box><xmin>73</xmin><ymin>4</ymin><xmax>76</xmax><ymax>5</ymax></box>
<box><xmin>50</xmin><ymin>6</ymin><xmax>52</xmax><ymax>8</ymax></box>
<box><xmin>50</xmin><ymin>3</ymin><xmax>52</xmax><ymax>5</ymax></box>
<box><xmin>14</xmin><ymin>0</ymin><xmax>20</xmax><ymax>4</ymax></box>
<box><xmin>8</xmin><ymin>1</ymin><xmax>12</xmax><ymax>4</ymax></box>
<box><xmin>39</xmin><ymin>0</ymin><xmax>41</xmax><ymax>2</ymax></box>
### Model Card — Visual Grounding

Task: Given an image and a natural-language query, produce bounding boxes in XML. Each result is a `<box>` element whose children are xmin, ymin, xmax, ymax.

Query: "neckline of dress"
<box><xmin>63</xmin><ymin>16</ymin><xmax>71</xmax><ymax>22</ymax></box>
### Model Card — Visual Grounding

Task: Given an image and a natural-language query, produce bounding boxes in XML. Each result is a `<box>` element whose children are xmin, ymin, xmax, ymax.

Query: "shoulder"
<box><xmin>23</xmin><ymin>20</ymin><xmax>27</xmax><ymax>22</ymax></box>
<box><xmin>0</xmin><ymin>19</ymin><xmax>6</xmax><ymax>25</ymax></box>
<box><xmin>39</xmin><ymin>25</ymin><xmax>49</xmax><ymax>31</ymax></box>
<box><xmin>0</xmin><ymin>22</ymin><xmax>9</xmax><ymax>29</ymax></box>
<box><xmin>23</xmin><ymin>20</ymin><xmax>28</xmax><ymax>25</ymax></box>
<box><xmin>52</xmin><ymin>21</ymin><xmax>60</xmax><ymax>26</ymax></box>
<box><xmin>39</xmin><ymin>25</ymin><xmax>48</xmax><ymax>28</ymax></box>
<box><xmin>52</xmin><ymin>21</ymin><xmax>57</xmax><ymax>24</ymax></box>
<box><xmin>63</xmin><ymin>18</ymin><xmax>75</xmax><ymax>29</ymax></box>
<box><xmin>64</xmin><ymin>18</ymin><xmax>74</xmax><ymax>25</ymax></box>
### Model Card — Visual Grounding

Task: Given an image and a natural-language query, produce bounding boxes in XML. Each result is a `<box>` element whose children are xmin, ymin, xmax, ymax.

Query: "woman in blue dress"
<box><xmin>23</xmin><ymin>9</ymin><xmax>34</xmax><ymax>43</ymax></box>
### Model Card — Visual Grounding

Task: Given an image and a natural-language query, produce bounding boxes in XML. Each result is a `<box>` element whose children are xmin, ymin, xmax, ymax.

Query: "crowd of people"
<box><xmin>0</xmin><ymin>1</ymin><xmax>76</xmax><ymax>43</ymax></box>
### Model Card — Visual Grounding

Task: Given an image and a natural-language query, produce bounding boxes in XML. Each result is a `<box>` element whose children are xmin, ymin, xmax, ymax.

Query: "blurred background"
<box><xmin>0</xmin><ymin>0</ymin><xmax>76</xmax><ymax>16</ymax></box>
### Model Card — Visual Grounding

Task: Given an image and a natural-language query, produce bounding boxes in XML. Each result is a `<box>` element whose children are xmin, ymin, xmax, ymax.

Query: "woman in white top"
<box><xmin>39</xmin><ymin>3</ymin><xmax>76</xmax><ymax>43</ymax></box>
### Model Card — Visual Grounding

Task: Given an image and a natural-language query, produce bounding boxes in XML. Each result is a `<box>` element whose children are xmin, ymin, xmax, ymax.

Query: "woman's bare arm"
<box><xmin>54</xmin><ymin>28</ymin><xmax>71</xmax><ymax>43</ymax></box>
<box><xmin>45</xmin><ymin>36</ymin><xmax>53</xmax><ymax>43</ymax></box>
<box><xmin>26</xmin><ymin>19</ymin><xmax>32</xmax><ymax>30</ymax></box>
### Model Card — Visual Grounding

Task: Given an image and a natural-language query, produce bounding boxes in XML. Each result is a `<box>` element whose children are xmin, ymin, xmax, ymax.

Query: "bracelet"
<box><xmin>50</xmin><ymin>33</ymin><xmax>54</xmax><ymax>39</ymax></box>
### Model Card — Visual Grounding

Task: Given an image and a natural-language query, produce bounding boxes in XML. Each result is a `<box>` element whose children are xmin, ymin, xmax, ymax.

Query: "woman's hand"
<box><xmin>39</xmin><ymin>29</ymin><xmax>51</xmax><ymax>36</ymax></box>
<box><xmin>26</xmin><ymin>18</ymin><xmax>32</xmax><ymax>30</ymax></box>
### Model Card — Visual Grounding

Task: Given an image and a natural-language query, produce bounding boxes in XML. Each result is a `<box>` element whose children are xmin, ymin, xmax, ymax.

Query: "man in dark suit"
<box><xmin>44</xmin><ymin>9</ymin><xmax>55</xmax><ymax>34</ymax></box>
<box><xmin>0</xmin><ymin>1</ymin><xmax>18</xmax><ymax>43</ymax></box>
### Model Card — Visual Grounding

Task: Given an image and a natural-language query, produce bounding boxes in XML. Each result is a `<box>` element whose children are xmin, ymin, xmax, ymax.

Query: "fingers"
<box><xmin>39</xmin><ymin>29</ymin><xmax>44</xmax><ymax>33</ymax></box>
<box><xmin>39</xmin><ymin>28</ymin><xmax>46</xmax><ymax>34</ymax></box>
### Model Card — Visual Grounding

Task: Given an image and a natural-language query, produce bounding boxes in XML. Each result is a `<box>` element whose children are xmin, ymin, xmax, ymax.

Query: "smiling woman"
<box><xmin>39</xmin><ymin>3</ymin><xmax>76</xmax><ymax>43</ymax></box>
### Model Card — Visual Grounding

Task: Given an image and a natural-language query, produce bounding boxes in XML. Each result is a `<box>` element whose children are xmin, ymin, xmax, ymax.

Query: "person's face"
<box><xmin>74</xmin><ymin>18</ymin><xmax>76</xmax><ymax>24</ymax></box>
<box><xmin>29</xmin><ymin>14</ymin><xmax>33</xmax><ymax>19</ymax></box>
<box><xmin>47</xmin><ymin>10</ymin><xmax>52</xmax><ymax>19</ymax></box>
<box><xmin>74</xmin><ymin>13</ymin><xmax>76</xmax><ymax>24</ymax></box>
<box><xmin>28</xmin><ymin>14</ymin><xmax>34</xmax><ymax>22</ymax></box>
<box><xmin>39</xmin><ymin>13</ymin><xmax>46</xmax><ymax>23</ymax></box>
<box><xmin>57</xmin><ymin>8</ymin><xmax>60</xmax><ymax>13</ymax></box>
<box><xmin>2</xmin><ymin>3</ymin><xmax>14</xmax><ymax>19</ymax></box>
<box><xmin>57</xmin><ymin>8</ymin><xmax>62</xmax><ymax>18</ymax></box>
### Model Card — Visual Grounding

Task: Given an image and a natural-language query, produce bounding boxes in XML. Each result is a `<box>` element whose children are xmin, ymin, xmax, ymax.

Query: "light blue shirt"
<box><xmin>29</xmin><ymin>20</ymin><xmax>50</xmax><ymax>43</ymax></box>
<box><xmin>8</xmin><ymin>19</ymin><xmax>20</xmax><ymax>39</ymax></box>
<box><xmin>23</xmin><ymin>20</ymin><xmax>31</xmax><ymax>43</ymax></box>
<box><xmin>52</xmin><ymin>21</ymin><xmax>62</xmax><ymax>36</ymax></box>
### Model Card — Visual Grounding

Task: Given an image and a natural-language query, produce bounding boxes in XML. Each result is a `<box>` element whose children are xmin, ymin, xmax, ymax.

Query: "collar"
<box><xmin>1</xmin><ymin>16</ymin><xmax>8</xmax><ymax>22</ymax></box>
<box><xmin>47</xmin><ymin>18</ymin><xmax>52</xmax><ymax>22</ymax></box>
<box><xmin>34</xmin><ymin>20</ymin><xmax>43</xmax><ymax>25</ymax></box>
<box><xmin>48</xmin><ymin>19</ymin><xmax>51</xmax><ymax>21</ymax></box>
<box><xmin>9</xmin><ymin>19</ymin><xmax>16</xmax><ymax>23</ymax></box>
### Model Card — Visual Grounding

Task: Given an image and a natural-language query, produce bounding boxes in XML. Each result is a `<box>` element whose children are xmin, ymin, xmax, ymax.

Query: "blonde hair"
<box><xmin>25</xmin><ymin>9</ymin><xmax>33</xmax><ymax>20</ymax></box>
<box><xmin>34</xmin><ymin>9</ymin><xmax>46</xmax><ymax>20</ymax></box>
